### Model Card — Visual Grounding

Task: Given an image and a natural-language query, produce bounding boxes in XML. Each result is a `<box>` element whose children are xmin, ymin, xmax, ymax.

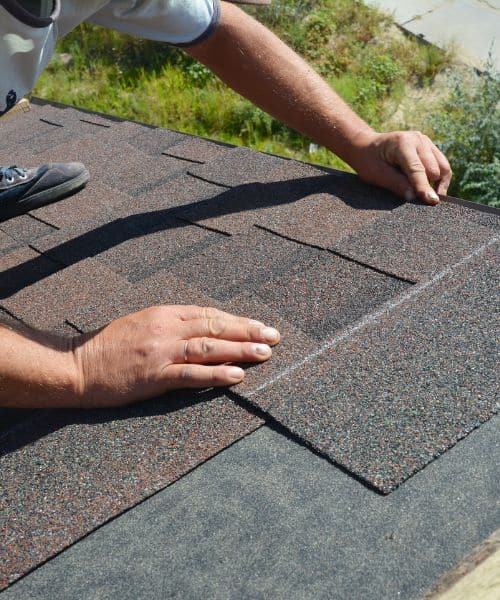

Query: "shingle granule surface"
<box><xmin>238</xmin><ymin>243</ymin><xmax>499</xmax><ymax>493</ymax></box>
<box><xmin>333</xmin><ymin>200</ymin><xmax>495</xmax><ymax>281</ymax></box>
<box><xmin>1</xmin><ymin>100</ymin><xmax>498</xmax><ymax>589</ymax></box>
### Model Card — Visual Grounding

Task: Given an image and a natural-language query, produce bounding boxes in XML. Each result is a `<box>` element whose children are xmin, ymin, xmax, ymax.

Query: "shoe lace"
<box><xmin>0</xmin><ymin>166</ymin><xmax>27</xmax><ymax>183</ymax></box>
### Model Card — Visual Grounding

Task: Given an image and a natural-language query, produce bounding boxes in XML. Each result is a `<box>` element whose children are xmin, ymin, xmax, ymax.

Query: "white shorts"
<box><xmin>0</xmin><ymin>0</ymin><xmax>220</xmax><ymax>116</ymax></box>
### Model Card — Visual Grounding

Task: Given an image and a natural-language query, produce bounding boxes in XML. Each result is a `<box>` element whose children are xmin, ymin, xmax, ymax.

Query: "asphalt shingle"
<box><xmin>0</xmin><ymin>246</ymin><xmax>61</xmax><ymax>301</ymax></box>
<box><xmin>32</xmin><ymin>217</ymin><xmax>225</xmax><ymax>283</ymax></box>
<box><xmin>0</xmin><ymin>391</ymin><xmax>263</xmax><ymax>590</ymax></box>
<box><xmin>1</xmin><ymin>257</ymin><xmax>132</xmax><ymax>330</ymax></box>
<box><xmin>1</xmin><ymin>100</ymin><xmax>498</xmax><ymax>590</ymax></box>
<box><xmin>162</xmin><ymin>137</ymin><xmax>233</xmax><ymax>164</ymax></box>
<box><xmin>333</xmin><ymin>200</ymin><xmax>496</xmax><ymax>281</ymax></box>
<box><xmin>253</xmin><ymin>244</ymin><xmax>411</xmax><ymax>339</ymax></box>
<box><xmin>173</xmin><ymin>227</ymin><xmax>305</xmax><ymax>302</ymax></box>
<box><xmin>0</xmin><ymin>215</ymin><xmax>57</xmax><ymax>244</ymax></box>
<box><xmin>239</xmin><ymin>241</ymin><xmax>499</xmax><ymax>493</ymax></box>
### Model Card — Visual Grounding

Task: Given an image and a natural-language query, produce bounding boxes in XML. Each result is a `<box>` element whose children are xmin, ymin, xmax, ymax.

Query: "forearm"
<box><xmin>187</xmin><ymin>1</ymin><xmax>451</xmax><ymax>203</ymax></box>
<box><xmin>0</xmin><ymin>321</ymin><xmax>79</xmax><ymax>409</ymax></box>
<box><xmin>187</xmin><ymin>1</ymin><xmax>374</xmax><ymax>168</ymax></box>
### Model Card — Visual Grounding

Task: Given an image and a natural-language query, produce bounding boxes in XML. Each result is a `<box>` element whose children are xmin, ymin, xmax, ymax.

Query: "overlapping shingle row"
<box><xmin>0</xmin><ymin>100</ymin><xmax>498</xmax><ymax>589</ymax></box>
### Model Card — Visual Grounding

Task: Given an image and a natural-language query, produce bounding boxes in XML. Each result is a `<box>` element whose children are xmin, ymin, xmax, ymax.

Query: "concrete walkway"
<box><xmin>365</xmin><ymin>0</ymin><xmax>500</xmax><ymax>71</ymax></box>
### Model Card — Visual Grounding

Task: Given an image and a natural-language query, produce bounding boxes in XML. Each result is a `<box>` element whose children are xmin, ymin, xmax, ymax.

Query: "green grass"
<box><xmin>33</xmin><ymin>1</ymin><xmax>453</xmax><ymax>179</ymax></box>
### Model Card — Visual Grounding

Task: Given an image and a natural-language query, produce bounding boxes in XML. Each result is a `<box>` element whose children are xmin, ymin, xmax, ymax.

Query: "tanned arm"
<box><xmin>0</xmin><ymin>307</ymin><xmax>279</xmax><ymax>409</ymax></box>
<box><xmin>187</xmin><ymin>2</ymin><xmax>452</xmax><ymax>205</ymax></box>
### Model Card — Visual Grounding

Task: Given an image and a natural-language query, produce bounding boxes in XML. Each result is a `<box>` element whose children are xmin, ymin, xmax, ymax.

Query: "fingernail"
<box><xmin>261</xmin><ymin>327</ymin><xmax>280</xmax><ymax>343</ymax></box>
<box><xmin>426</xmin><ymin>189</ymin><xmax>440</xmax><ymax>204</ymax></box>
<box><xmin>254</xmin><ymin>343</ymin><xmax>271</xmax><ymax>356</ymax></box>
<box><xmin>228</xmin><ymin>366</ymin><xmax>245</xmax><ymax>381</ymax></box>
<box><xmin>405</xmin><ymin>188</ymin><xmax>416</xmax><ymax>201</ymax></box>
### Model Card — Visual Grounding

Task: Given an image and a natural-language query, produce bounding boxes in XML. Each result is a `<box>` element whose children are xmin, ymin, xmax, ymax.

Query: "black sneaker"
<box><xmin>0</xmin><ymin>163</ymin><xmax>90</xmax><ymax>223</ymax></box>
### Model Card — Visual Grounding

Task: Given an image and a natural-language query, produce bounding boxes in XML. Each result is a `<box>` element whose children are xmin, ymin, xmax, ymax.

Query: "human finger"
<box><xmin>395</xmin><ymin>142</ymin><xmax>440</xmax><ymax>205</ymax></box>
<box><xmin>417</xmin><ymin>136</ymin><xmax>442</xmax><ymax>183</ymax></box>
<box><xmin>431</xmin><ymin>145</ymin><xmax>453</xmax><ymax>196</ymax></box>
<box><xmin>176</xmin><ymin>337</ymin><xmax>272</xmax><ymax>364</ymax></box>
<box><xmin>359</xmin><ymin>160</ymin><xmax>418</xmax><ymax>201</ymax></box>
<box><xmin>181</xmin><ymin>316</ymin><xmax>281</xmax><ymax>345</ymax></box>
<box><xmin>162</xmin><ymin>363</ymin><xmax>245</xmax><ymax>389</ymax></box>
<box><xmin>174</xmin><ymin>304</ymin><xmax>264</xmax><ymax>325</ymax></box>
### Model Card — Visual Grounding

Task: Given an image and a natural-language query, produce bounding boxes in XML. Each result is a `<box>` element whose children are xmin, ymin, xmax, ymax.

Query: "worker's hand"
<box><xmin>349</xmin><ymin>130</ymin><xmax>452</xmax><ymax>205</ymax></box>
<box><xmin>72</xmin><ymin>305</ymin><xmax>280</xmax><ymax>408</ymax></box>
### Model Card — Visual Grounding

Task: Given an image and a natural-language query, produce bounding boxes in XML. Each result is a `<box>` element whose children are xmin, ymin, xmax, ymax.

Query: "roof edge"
<box><xmin>28</xmin><ymin>98</ymin><xmax>500</xmax><ymax>216</ymax></box>
<box><xmin>442</xmin><ymin>195</ymin><xmax>500</xmax><ymax>215</ymax></box>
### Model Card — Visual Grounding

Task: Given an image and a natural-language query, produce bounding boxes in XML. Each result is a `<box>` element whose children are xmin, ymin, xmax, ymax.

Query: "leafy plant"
<box><xmin>431</xmin><ymin>56</ymin><xmax>500</xmax><ymax>206</ymax></box>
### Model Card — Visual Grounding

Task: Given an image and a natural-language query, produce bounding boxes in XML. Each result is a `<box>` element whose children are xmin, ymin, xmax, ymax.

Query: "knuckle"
<box><xmin>428</xmin><ymin>165</ymin><xmax>441</xmax><ymax>180</ymax></box>
<box><xmin>183</xmin><ymin>339</ymin><xmax>194</xmax><ymax>361</ymax></box>
<box><xmin>206</xmin><ymin>317</ymin><xmax>224</xmax><ymax>337</ymax></box>
<box><xmin>207</xmin><ymin>366</ymin><xmax>218</xmax><ymax>383</ymax></box>
<box><xmin>143</xmin><ymin>305</ymin><xmax>166</xmax><ymax>321</ymax></box>
<box><xmin>139</xmin><ymin>338</ymin><xmax>162</xmax><ymax>360</ymax></box>
<box><xmin>179</xmin><ymin>365</ymin><xmax>196</xmax><ymax>382</ymax></box>
<box><xmin>200</xmin><ymin>337</ymin><xmax>215</xmax><ymax>356</ymax></box>
<box><xmin>407</xmin><ymin>161</ymin><xmax>426</xmax><ymax>174</ymax></box>
<box><xmin>201</xmin><ymin>306</ymin><xmax>217</xmax><ymax>320</ymax></box>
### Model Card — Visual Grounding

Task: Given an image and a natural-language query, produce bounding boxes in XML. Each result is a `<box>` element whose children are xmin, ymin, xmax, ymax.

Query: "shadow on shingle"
<box><xmin>0</xmin><ymin>387</ymin><xmax>220</xmax><ymax>458</ymax></box>
<box><xmin>1</xmin><ymin>174</ymin><xmax>393</xmax><ymax>298</ymax></box>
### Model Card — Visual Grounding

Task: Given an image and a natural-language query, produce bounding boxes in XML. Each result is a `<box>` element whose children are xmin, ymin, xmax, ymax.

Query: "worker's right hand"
<box><xmin>71</xmin><ymin>305</ymin><xmax>280</xmax><ymax>408</ymax></box>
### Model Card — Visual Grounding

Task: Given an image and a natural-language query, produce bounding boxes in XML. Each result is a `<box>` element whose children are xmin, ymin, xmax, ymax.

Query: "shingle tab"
<box><xmin>252</xmin><ymin>170</ymin><xmax>403</xmax><ymax>248</ymax></box>
<box><xmin>0</xmin><ymin>112</ymin><xmax>68</xmax><ymax>160</ymax></box>
<box><xmin>68</xmin><ymin>271</ymin><xmax>220</xmax><ymax>333</ymax></box>
<box><xmin>241</xmin><ymin>242</ymin><xmax>499</xmax><ymax>492</ymax></box>
<box><xmin>183</xmin><ymin>160</ymin><xmax>401</xmax><ymax>237</ymax></box>
<box><xmin>254</xmin><ymin>246</ymin><xmax>411</xmax><ymax>339</ymax></box>
<box><xmin>0</xmin><ymin>247</ymin><xmax>61</xmax><ymax>301</ymax></box>
<box><xmin>126</xmin><ymin>126</ymin><xmax>186</xmax><ymax>156</ymax></box>
<box><xmin>0</xmin><ymin>391</ymin><xmax>262</xmax><ymax>590</ymax></box>
<box><xmin>0</xmin><ymin>215</ymin><xmax>57</xmax><ymax>244</ymax></box>
<box><xmin>333</xmin><ymin>200</ymin><xmax>497</xmax><ymax>281</ymax></box>
<box><xmin>188</xmin><ymin>147</ymin><xmax>326</xmax><ymax>187</ymax></box>
<box><xmin>174</xmin><ymin>227</ymin><xmax>306</xmax><ymax>301</ymax></box>
<box><xmin>1</xmin><ymin>257</ymin><xmax>132</xmax><ymax>329</ymax></box>
<box><xmin>29</xmin><ymin>182</ymin><xmax>138</xmax><ymax>230</ymax></box>
<box><xmin>162</xmin><ymin>137</ymin><xmax>233</xmax><ymax>163</ymax></box>
<box><xmin>32</xmin><ymin>217</ymin><xmax>225</xmax><ymax>283</ymax></box>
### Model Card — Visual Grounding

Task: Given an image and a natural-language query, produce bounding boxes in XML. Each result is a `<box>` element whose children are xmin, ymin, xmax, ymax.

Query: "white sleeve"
<box><xmin>86</xmin><ymin>0</ymin><xmax>220</xmax><ymax>46</ymax></box>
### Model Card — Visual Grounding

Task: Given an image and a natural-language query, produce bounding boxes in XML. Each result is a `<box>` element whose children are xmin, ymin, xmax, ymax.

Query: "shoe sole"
<box><xmin>18</xmin><ymin>169</ymin><xmax>91</xmax><ymax>212</ymax></box>
<box><xmin>0</xmin><ymin>169</ymin><xmax>91</xmax><ymax>223</ymax></box>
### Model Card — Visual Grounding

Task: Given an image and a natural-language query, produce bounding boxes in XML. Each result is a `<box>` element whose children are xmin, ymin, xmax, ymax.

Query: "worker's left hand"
<box><xmin>349</xmin><ymin>130</ymin><xmax>452</xmax><ymax>205</ymax></box>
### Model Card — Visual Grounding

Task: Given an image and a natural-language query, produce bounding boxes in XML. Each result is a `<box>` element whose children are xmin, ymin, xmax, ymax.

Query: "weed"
<box><xmin>431</xmin><ymin>55</ymin><xmax>499</xmax><ymax>206</ymax></box>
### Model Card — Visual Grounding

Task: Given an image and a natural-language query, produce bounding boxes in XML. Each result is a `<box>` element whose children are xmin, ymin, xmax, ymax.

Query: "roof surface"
<box><xmin>2</xmin><ymin>418</ymin><xmax>499</xmax><ymax>600</ymax></box>
<box><xmin>0</xmin><ymin>100</ymin><xmax>499</xmax><ymax>591</ymax></box>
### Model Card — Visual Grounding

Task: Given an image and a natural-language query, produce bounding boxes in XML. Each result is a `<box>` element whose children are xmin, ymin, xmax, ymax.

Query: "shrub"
<box><xmin>431</xmin><ymin>56</ymin><xmax>500</xmax><ymax>206</ymax></box>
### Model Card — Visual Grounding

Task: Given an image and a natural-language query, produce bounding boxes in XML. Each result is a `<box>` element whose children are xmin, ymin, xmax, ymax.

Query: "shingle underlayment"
<box><xmin>0</xmin><ymin>100</ymin><xmax>498</xmax><ymax>589</ymax></box>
